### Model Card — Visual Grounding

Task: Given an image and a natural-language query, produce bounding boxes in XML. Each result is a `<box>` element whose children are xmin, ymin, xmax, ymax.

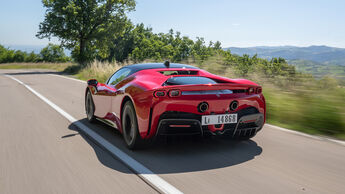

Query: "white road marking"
<box><xmin>265</xmin><ymin>124</ymin><xmax>345</xmax><ymax>146</ymax></box>
<box><xmin>49</xmin><ymin>74</ymin><xmax>87</xmax><ymax>83</ymax></box>
<box><xmin>5</xmin><ymin>74</ymin><xmax>183</xmax><ymax>194</ymax></box>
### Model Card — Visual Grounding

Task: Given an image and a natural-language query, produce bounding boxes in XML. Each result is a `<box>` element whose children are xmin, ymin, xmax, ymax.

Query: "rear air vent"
<box><xmin>232</xmin><ymin>89</ymin><xmax>246</xmax><ymax>93</ymax></box>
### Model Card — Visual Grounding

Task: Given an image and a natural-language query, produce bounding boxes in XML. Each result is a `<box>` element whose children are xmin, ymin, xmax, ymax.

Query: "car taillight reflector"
<box><xmin>154</xmin><ymin>91</ymin><xmax>166</xmax><ymax>97</ymax></box>
<box><xmin>169</xmin><ymin>124</ymin><xmax>191</xmax><ymax>128</ymax></box>
<box><xmin>168</xmin><ymin>90</ymin><xmax>181</xmax><ymax>97</ymax></box>
<box><xmin>248</xmin><ymin>87</ymin><xmax>255</xmax><ymax>94</ymax></box>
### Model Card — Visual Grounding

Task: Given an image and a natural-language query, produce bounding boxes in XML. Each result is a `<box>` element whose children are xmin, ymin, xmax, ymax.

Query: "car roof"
<box><xmin>125</xmin><ymin>63</ymin><xmax>199</xmax><ymax>72</ymax></box>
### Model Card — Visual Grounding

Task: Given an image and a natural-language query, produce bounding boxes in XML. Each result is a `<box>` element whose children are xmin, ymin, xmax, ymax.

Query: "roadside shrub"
<box><xmin>76</xmin><ymin>60</ymin><xmax>124</xmax><ymax>82</ymax></box>
<box><xmin>40</xmin><ymin>43</ymin><xmax>70</xmax><ymax>62</ymax></box>
<box><xmin>25</xmin><ymin>51</ymin><xmax>40</xmax><ymax>62</ymax></box>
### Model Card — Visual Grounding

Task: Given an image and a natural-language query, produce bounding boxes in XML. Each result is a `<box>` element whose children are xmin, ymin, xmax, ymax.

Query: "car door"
<box><xmin>108</xmin><ymin>68</ymin><xmax>132</xmax><ymax>127</ymax></box>
<box><xmin>93</xmin><ymin>68</ymin><xmax>131</xmax><ymax>118</ymax></box>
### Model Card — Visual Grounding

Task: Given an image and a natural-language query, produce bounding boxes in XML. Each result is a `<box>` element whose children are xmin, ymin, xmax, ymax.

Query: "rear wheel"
<box><xmin>85</xmin><ymin>90</ymin><xmax>96</xmax><ymax>123</ymax></box>
<box><xmin>122</xmin><ymin>101</ymin><xmax>142</xmax><ymax>149</ymax></box>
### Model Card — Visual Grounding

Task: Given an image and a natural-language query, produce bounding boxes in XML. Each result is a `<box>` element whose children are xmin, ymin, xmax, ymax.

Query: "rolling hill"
<box><xmin>226</xmin><ymin>45</ymin><xmax>345</xmax><ymax>81</ymax></box>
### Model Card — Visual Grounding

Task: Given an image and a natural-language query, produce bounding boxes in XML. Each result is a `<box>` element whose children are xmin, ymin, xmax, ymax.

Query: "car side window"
<box><xmin>107</xmin><ymin>68</ymin><xmax>131</xmax><ymax>85</ymax></box>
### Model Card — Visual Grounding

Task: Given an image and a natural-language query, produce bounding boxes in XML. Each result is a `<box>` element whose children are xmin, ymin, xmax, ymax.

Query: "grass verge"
<box><xmin>0</xmin><ymin>62</ymin><xmax>74</xmax><ymax>71</ymax></box>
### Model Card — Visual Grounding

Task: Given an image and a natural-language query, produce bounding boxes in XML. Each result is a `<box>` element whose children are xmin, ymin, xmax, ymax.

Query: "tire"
<box><xmin>122</xmin><ymin>101</ymin><xmax>142</xmax><ymax>149</ymax></box>
<box><xmin>85</xmin><ymin>90</ymin><xmax>96</xmax><ymax>123</ymax></box>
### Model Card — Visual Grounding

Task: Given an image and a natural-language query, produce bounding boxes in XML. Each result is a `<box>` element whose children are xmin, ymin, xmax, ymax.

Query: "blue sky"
<box><xmin>1</xmin><ymin>0</ymin><xmax>345</xmax><ymax>48</ymax></box>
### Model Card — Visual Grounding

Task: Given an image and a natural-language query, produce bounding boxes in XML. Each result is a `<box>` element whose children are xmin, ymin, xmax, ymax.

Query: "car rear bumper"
<box><xmin>155</xmin><ymin>107</ymin><xmax>264</xmax><ymax>137</ymax></box>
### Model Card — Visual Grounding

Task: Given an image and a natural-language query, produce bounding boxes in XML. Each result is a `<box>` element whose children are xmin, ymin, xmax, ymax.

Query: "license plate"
<box><xmin>201</xmin><ymin>114</ymin><xmax>237</xmax><ymax>125</ymax></box>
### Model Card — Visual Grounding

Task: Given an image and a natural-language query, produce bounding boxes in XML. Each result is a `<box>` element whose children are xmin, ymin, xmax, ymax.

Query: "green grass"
<box><xmin>1</xmin><ymin>61</ymin><xmax>345</xmax><ymax>140</ymax></box>
<box><xmin>0</xmin><ymin>62</ymin><xmax>74</xmax><ymax>71</ymax></box>
<box><xmin>263</xmin><ymin>87</ymin><xmax>345</xmax><ymax>139</ymax></box>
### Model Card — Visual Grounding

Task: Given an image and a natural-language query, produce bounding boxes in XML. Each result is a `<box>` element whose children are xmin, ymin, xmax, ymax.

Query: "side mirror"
<box><xmin>87</xmin><ymin>79</ymin><xmax>98</xmax><ymax>86</ymax></box>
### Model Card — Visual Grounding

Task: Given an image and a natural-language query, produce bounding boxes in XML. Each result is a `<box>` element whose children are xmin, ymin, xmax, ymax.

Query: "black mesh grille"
<box><xmin>159</xmin><ymin>124</ymin><xmax>202</xmax><ymax>135</ymax></box>
<box><xmin>238</xmin><ymin>122</ymin><xmax>257</xmax><ymax>129</ymax></box>
<box><xmin>232</xmin><ymin>89</ymin><xmax>246</xmax><ymax>93</ymax></box>
<box><xmin>158</xmin><ymin>112</ymin><xmax>202</xmax><ymax>136</ymax></box>
<box><xmin>237</xmin><ymin>106</ymin><xmax>259</xmax><ymax>117</ymax></box>
<box><xmin>159</xmin><ymin>111</ymin><xmax>202</xmax><ymax>121</ymax></box>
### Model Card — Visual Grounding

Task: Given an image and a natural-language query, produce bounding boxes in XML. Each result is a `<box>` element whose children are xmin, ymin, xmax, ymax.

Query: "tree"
<box><xmin>104</xmin><ymin>21</ymin><xmax>135</xmax><ymax>62</ymax></box>
<box><xmin>36</xmin><ymin>0</ymin><xmax>136</xmax><ymax>65</ymax></box>
<box><xmin>40</xmin><ymin>43</ymin><xmax>69</xmax><ymax>62</ymax></box>
<box><xmin>25</xmin><ymin>51</ymin><xmax>40</xmax><ymax>62</ymax></box>
<box><xmin>0</xmin><ymin>45</ymin><xmax>9</xmax><ymax>63</ymax></box>
<box><xmin>213</xmin><ymin>41</ymin><xmax>222</xmax><ymax>50</ymax></box>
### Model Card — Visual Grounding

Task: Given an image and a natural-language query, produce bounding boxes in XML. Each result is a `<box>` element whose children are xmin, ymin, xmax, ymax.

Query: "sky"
<box><xmin>0</xmin><ymin>0</ymin><xmax>345</xmax><ymax>48</ymax></box>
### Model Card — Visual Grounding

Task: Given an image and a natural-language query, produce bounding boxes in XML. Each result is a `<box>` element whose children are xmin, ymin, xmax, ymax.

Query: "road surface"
<box><xmin>0</xmin><ymin>69</ymin><xmax>344</xmax><ymax>194</ymax></box>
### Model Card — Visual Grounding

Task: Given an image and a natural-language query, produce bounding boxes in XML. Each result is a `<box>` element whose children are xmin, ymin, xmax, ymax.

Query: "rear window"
<box><xmin>163</xmin><ymin>76</ymin><xmax>217</xmax><ymax>86</ymax></box>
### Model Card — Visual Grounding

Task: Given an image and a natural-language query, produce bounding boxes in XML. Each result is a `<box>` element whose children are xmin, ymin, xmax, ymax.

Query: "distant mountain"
<box><xmin>225</xmin><ymin>45</ymin><xmax>345</xmax><ymax>81</ymax></box>
<box><xmin>226</xmin><ymin>45</ymin><xmax>345</xmax><ymax>66</ymax></box>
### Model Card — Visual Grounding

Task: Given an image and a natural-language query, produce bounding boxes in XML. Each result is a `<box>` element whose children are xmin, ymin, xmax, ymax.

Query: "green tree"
<box><xmin>213</xmin><ymin>41</ymin><xmax>222</xmax><ymax>50</ymax></box>
<box><xmin>0</xmin><ymin>45</ymin><xmax>8</xmax><ymax>63</ymax></box>
<box><xmin>36</xmin><ymin>0</ymin><xmax>136</xmax><ymax>65</ymax></box>
<box><xmin>13</xmin><ymin>50</ymin><xmax>27</xmax><ymax>62</ymax></box>
<box><xmin>25</xmin><ymin>51</ymin><xmax>41</xmax><ymax>62</ymax></box>
<box><xmin>40</xmin><ymin>43</ymin><xmax>69</xmax><ymax>62</ymax></box>
<box><xmin>105</xmin><ymin>21</ymin><xmax>135</xmax><ymax>62</ymax></box>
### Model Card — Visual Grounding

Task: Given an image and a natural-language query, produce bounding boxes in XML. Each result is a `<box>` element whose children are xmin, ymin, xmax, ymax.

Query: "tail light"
<box><xmin>256</xmin><ymin>87</ymin><xmax>262</xmax><ymax>94</ymax></box>
<box><xmin>153</xmin><ymin>91</ymin><xmax>166</xmax><ymax>97</ymax></box>
<box><xmin>248</xmin><ymin>87</ymin><xmax>255</xmax><ymax>94</ymax></box>
<box><xmin>168</xmin><ymin>90</ymin><xmax>181</xmax><ymax>97</ymax></box>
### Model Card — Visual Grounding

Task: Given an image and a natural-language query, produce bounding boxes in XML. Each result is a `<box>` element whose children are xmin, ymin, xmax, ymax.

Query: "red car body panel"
<box><xmin>86</xmin><ymin>63</ymin><xmax>266</xmax><ymax>139</ymax></box>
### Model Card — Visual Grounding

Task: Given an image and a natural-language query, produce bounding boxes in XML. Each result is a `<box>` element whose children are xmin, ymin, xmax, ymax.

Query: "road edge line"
<box><xmin>5</xmin><ymin>74</ymin><xmax>183</xmax><ymax>194</ymax></box>
<box><xmin>265</xmin><ymin>124</ymin><xmax>345</xmax><ymax>146</ymax></box>
<box><xmin>49</xmin><ymin>74</ymin><xmax>87</xmax><ymax>83</ymax></box>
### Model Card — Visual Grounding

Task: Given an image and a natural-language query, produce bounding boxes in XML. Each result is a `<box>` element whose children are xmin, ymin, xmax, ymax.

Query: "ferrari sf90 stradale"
<box><xmin>85</xmin><ymin>62</ymin><xmax>265</xmax><ymax>149</ymax></box>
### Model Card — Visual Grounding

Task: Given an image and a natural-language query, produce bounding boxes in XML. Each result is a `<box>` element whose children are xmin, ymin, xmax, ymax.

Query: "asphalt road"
<box><xmin>1</xmin><ymin>69</ymin><xmax>344</xmax><ymax>194</ymax></box>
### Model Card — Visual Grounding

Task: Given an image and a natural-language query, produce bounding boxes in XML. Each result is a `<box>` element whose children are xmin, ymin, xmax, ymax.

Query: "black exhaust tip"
<box><xmin>229</xmin><ymin>100</ymin><xmax>238</xmax><ymax>111</ymax></box>
<box><xmin>198</xmin><ymin>102</ymin><xmax>209</xmax><ymax>113</ymax></box>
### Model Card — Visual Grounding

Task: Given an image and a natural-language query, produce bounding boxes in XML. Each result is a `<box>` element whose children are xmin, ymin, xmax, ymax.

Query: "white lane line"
<box><xmin>49</xmin><ymin>74</ymin><xmax>86</xmax><ymax>83</ymax></box>
<box><xmin>5</xmin><ymin>74</ymin><xmax>183</xmax><ymax>194</ymax></box>
<box><xmin>265</xmin><ymin>124</ymin><xmax>345</xmax><ymax>146</ymax></box>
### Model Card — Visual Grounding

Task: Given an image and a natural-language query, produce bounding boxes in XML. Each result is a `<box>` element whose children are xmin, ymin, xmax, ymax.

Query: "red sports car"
<box><xmin>85</xmin><ymin>62</ymin><xmax>266</xmax><ymax>149</ymax></box>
